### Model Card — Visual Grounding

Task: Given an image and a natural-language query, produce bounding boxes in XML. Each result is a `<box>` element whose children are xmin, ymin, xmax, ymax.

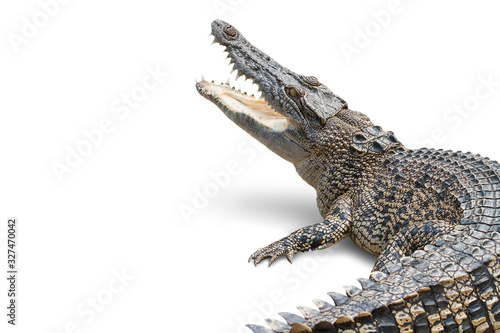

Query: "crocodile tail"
<box><xmin>247</xmin><ymin>224</ymin><xmax>500</xmax><ymax>332</ymax></box>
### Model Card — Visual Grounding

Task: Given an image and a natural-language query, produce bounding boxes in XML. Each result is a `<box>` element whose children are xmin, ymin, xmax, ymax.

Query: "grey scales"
<box><xmin>196</xmin><ymin>20</ymin><xmax>500</xmax><ymax>333</ymax></box>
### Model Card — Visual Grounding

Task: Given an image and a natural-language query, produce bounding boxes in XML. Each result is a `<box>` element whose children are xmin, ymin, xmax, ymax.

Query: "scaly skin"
<box><xmin>196</xmin><ymin>20</ymin><xmax>500</xmax><ymax>332</ymax></box>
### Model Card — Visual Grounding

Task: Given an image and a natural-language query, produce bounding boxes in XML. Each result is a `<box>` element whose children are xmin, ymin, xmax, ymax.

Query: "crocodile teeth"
<box><xmin>265</xmin><ymin>318</ymin><xmax>290</xmax><ymax>331</ymax></box>
<box><xmin>278</xmin><ymin>312</ymin><xmax>306</xmax><ymax>325</ymax></box>
<box><xmin>235</xmin><ymin>70</ymin><xmax>245</xmax><ymax>81</ymax></box>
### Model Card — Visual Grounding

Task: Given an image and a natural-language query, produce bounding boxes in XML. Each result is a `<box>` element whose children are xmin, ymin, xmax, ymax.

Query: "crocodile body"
<box><xmin>196</xmin><ymin>20</ymin><xmax>500</xmax><ymax>332</ymax></box>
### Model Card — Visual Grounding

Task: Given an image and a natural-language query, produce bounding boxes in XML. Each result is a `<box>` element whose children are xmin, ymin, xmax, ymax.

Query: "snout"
<box><xmin>211</xmin><ymin>19</ymin><xmax>241</xmax><ymax>45</ymax></box>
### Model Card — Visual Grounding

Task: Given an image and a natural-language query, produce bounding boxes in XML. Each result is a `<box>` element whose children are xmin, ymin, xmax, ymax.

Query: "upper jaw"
<box><xmin>196</xmin><ymin>20</ymin><xmax>311</xmax><ymax>163</ymax></box>
<box><xmin>208</xmin><ymin>20</ymin><xmax>348</xmax><ymax>131</ymax></box>
<box><xmin>198</xmin><ymin>19</ymin><xmax>299</xmax><ymax>133</ymax></box>
<box><xmin>209</xmin><ymin>20</ymin><xmax>292</xmax><ymax>118</ymax></box>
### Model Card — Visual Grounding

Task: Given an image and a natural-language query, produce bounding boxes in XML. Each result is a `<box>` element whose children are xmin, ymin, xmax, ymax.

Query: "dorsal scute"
<box><xmin>350</xmin><ymin>125</ymin><xmax>402</xmax><ymax>156</ymax></box>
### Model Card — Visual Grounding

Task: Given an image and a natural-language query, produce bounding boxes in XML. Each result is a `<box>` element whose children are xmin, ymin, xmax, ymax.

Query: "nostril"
<box><xmin>224</xmin><ymin>25</ymin><xmax>238</xmax><ymax>37</ymax></box>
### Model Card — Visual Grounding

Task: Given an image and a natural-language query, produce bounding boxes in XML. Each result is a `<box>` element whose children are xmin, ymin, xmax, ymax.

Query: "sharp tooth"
<box><xmin>201</xmin><ymin>74</ymin><xmax>206</xmax><ymax>82</ymax></box>
<box><xmin>225</xmin><ymin>78</ymin><xmax>231</xmax><ymax>86</ymax></box>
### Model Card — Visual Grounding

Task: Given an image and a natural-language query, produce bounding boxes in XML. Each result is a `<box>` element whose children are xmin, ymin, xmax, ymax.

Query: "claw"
<box><xmin>268</xmin><ymin>253</ymin><xmax>282</xmax><ymax>267</ymax></box>
<box><xmin>286</xmin><ymin>250</ymin><xmax>294</xmax><ymax>263</ymax></box>
<box><xmin>249</xmin><ymin>239</ymin><xmax>296</xmax><ymax>267</ymax></box>
<box><xmin>254</xmin><ymin>255</ymin><xmax>262</xmax><ymax>266</ymax></box>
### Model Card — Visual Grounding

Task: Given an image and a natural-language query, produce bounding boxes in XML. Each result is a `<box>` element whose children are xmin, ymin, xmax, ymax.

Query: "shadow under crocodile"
<box><xmin>221</xmin><ymin>190</ymin><xmax>376</xmax><ymax>267</ymax></box>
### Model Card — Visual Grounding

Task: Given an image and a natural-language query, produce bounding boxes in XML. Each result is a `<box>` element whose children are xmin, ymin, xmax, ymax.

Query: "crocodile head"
<box><xmin>196</xmin><ymin>20</ymin><xmax>349</xmax><ymax>164</ymax></box>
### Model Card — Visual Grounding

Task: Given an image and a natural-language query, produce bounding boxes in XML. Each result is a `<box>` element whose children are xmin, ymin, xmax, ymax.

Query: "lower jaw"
<box><xmin>198</xmin><ymin>80</ymin><xmax>291</xmax><ymax>132</ymax></box>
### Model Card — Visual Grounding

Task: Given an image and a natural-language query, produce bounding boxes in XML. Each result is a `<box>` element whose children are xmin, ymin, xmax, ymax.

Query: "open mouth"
<box><xmin>196</xmin><ymin>79</ymin><xmax>291</xmax><ymax>131</ymax></box>
<box><xmin>196</xmin><ymin>36</ymin><xmax>291</xmax><ymax>132</ymax></box>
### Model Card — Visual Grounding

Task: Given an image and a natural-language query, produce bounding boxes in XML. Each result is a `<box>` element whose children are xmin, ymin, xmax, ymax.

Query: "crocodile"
<box><xmin>196</xmin><ymin>20</ymin><xmax>500</xmax><ymax>333</ymax></box>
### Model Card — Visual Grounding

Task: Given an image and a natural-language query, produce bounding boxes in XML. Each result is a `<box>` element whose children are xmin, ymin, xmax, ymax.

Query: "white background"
<box><xmin>1</xmin><ymin>1</ymin><xmax>500</xmax><ymax>332</ymax></box>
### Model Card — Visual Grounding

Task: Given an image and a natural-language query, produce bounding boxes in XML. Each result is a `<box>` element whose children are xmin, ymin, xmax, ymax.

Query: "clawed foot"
<box><xmin>248</xmin><ymin>238</ymin><xmax>296</xmax><ymax>266</ymax></box>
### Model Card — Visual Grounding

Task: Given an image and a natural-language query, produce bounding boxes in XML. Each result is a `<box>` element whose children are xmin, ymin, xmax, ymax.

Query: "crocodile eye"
<box><xmin>285</xmin><ymin>86</ymin><xmax>305</xmax><ymax>100</ymax></box>
<box><xmin>288</xmin><ymin>88</ymin><xmax>299</xmax><ymax>97</ymax></box>
<box><xmin>224</xmin><ymin>25</ymin><xmax>238</xmax><ymax>37</ymax></box>
<box><xmin>286</xmin><ymin>86</ymin><xmax>303</xmax><ymax>98</ymax></box>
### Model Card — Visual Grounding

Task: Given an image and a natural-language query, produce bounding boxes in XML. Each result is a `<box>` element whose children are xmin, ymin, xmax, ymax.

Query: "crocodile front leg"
<box><xmin>249</xmin><ymin>195</ymin><xmax>351</xmax><ymax>266</ymax></box>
